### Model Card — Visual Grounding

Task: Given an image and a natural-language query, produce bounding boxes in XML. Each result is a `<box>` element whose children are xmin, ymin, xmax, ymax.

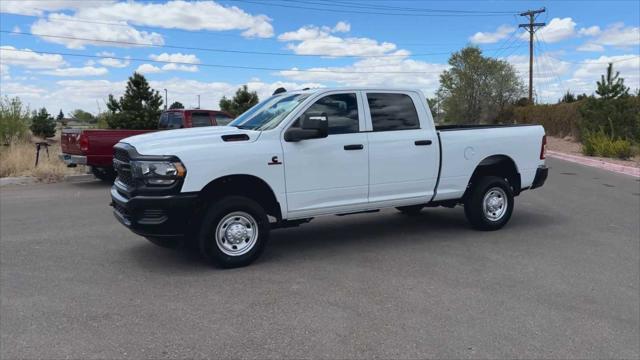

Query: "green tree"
<box><xmin>0</xmin><ymin>96</ymin><xmax>30</xmax><ymax>144</ymax></box>
<box><xmin>596</xmin><ymin>63</ymin><xmax>629</xmax><ymax>100</ymax></box>
<box><xmin>70</xmin><ymin>109</ymin><xmax>96</xmax><ymax>123</ymax></box>
<box><xmin>30</xmin><ymin>108</ymin><xmax>56</xmax><ymax>138</ymax></box>
<box><xmin>56</xmin><ymin>109</ymin><xmax>64</xmax><ymax>122</ymax></box>
<box><xmin>219</xmin><ymin>85</ymin><xmax>259</xmax><ymax>117</ymax></box>
<box><xmin>559</xmin><ymin>91</ymin><xmax>577</xmax><ymax>103</ymax></box>
<box><xmin>169</xmin><ymin>101</ymin><xmax>185</xmax><ymax>109</ymax></box>
<box><xmin>106</xmin><ymin>72</ymin><xmax>164</xmax><ymax>129</ymax></box>
<box><xmin>437</xmin><ymin>46</ymin><xmax>524</xmax><ymax>124</ymax></box>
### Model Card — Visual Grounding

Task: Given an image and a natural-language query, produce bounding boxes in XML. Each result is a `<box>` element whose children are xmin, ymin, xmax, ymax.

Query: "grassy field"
<box><xmin>0</xmin><ymin>139</ymin><xmax>84</xmax><ymax>182</ymax></box>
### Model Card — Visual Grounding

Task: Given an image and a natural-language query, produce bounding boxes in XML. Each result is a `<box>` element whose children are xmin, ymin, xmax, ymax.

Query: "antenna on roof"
<box><xmin>272</xmin><ymin>87</ymin><xmax>287</xmax><ymax>95</ymax></box>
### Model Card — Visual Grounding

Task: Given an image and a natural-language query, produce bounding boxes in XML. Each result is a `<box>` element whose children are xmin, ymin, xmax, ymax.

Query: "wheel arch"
<box><xmin>196</xmin><ymin>174</ymin><xmax>283</xmax><ymax>221</ymax></box>
<box><xmin>465</xmin><ymin>155</ymin><xmax>521</xmax><ymax>198</ymax></box>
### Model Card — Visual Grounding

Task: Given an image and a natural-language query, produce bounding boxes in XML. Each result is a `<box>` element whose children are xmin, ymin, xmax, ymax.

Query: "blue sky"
<box><xmin>1</xmin><ymin>0</ymin><xmax>639</xmax><ymax>114</ymax></box>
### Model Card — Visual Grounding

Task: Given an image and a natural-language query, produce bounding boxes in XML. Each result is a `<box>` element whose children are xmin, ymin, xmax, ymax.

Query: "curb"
<box><xmin>0</xmin><ymin>176</ymin><xmax>37</xmax><ymax>186</ymax></box>
<box><xmin>547</xmin><ymin>150</ymin><xmax>640</xmax><ymax>178</ymax></box>
<box><xmin>63</xmin><ymin>174</ymin><xmax>96</xmax><ymax>182</ymax></box>
<box><xmin>1</xmin><ymin>174</ymin><xmax>96</xmax><ymax>186</ymax></box>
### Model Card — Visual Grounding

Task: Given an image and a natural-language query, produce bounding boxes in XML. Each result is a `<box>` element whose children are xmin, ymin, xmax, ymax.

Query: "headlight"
<box><xmin>130</xmin><ymin>160</ymin><xmax>186</xmax><ymax>185</ymax></box>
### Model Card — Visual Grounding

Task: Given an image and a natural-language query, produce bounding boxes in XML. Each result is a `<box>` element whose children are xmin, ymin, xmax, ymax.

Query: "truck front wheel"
<box><xmin>464</xmin><ymin>176</ymin><xmax>514</xmax><ymax>231</ymax></box>
<box><xmin>198</xmin><ymin>196</ymin><xmax>270</xmax><ymax>268</ymax></box>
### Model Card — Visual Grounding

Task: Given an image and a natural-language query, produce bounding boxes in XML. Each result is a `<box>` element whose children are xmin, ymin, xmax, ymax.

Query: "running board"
<box><xmin>336</xmin><ymin>209</ymin><xmax>380</xmax><ymax>216</ymax></box>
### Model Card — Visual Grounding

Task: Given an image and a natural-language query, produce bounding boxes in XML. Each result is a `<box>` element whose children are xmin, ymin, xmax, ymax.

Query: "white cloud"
<box><xmin>521</xmin><ymin>17</ymin><xmax>577</xmax><ymax>43</ymax></box>
<box><xmin>134</xmin><ymin>53</ymin><xmax>201</xmax><ymax>73</ymax></box>
<box><xmin>0</xmin><ymin>0</ymin><xmax>113</xmax><ymax>16</ymax></box>
<box><xmin>136</xmin><ymin>64</ymin><xmax>162</xmax><ymax>74</ymax></box>
<box><xmin>0</xmin><ymin>82</ymin><xmax>48</xmax><ymax>98</ymax></box>
<box><xmin>579</xmin><ymin>26</ymin><xmax>601</xmax><ymax>37</ymax></box>
<box><xmin>278</xmin><ymin>23</ymin><xmax>396</xmax><ymax>57</ymax></box>
<box><xmin>31</xmin><ymin>13</ymin><xmax>164</xmax><ymax>50</ymax></box>
<box><xmin>98</xmin><ymin>58</ymin><xmax>131</xmax><ymax>68</ymax></box>
<box><xmin>41</xmin><ymin>66</ymin><xmax>109</xmax><ymax>77</ymax></box>
<box><xmin>591</xmin><ymin>23</ymin><xmax>640</xmax><ymax>48</ymax></box>
<box><xmin>149</xmin><ymin>52</ymin><xmax>200</xmax><ymax>64</ymax></box>
<box><xmin>279</xmin><ymin>52</ymin><xmax>448</xmax><ymax>96</ymax></box>
<box><xmin>0</xmin><ymin>78</ymin><xmax>320</xmax><ymax>114</ymax></box>
<box><xmin>576</xmin><ymin>43</ymin><xmax>605</xmax><ymax>52</ymax></box>
<box><xmin>0</xmin><ymin>46</ymin><xmax>67</xmax><ymax>69</ymax></box>
<box><xmin>469</xmin><ymin>25</ymin><xmax>515</xmax><ymax>44</ymax></box>
<box><xmin>572</xmin><ymin>55</ymin><xmax>640</xmax><ymax>87</ymax></box>
<box><xmin>1</xmin><ymin>63</ymin><xmax>9</xmax><ymax>80</ymax></box>
<box><xmin>332</xmin><ymin>21</ymin><xmax>351</xmax><ymax>33</ymax></box>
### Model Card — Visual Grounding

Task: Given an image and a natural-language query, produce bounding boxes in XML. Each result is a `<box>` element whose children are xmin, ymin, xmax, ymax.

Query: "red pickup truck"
<box><xmin>60</xmin><ymin>109</ymin><xmax>234</xmax><ymax>181</ymax></box>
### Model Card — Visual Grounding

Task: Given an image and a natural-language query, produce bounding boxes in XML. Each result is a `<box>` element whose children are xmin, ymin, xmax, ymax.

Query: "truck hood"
<box><xmin>120</xmin><ymin>126</ymin><xmax>260</xmax><ymax>155</ymax></box>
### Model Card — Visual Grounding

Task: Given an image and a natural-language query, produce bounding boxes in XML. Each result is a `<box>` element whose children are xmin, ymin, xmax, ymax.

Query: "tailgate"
<box><xmin>60</xmin><ymin>129</ymin><xmax>83</xmax><ymax>155</ymax></box>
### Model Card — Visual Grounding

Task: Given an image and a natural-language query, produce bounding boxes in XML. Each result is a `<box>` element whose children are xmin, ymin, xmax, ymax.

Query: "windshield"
<box><xmin>228</xmin><ymin>93</ymin><xmax>309</xmax><ymax>131</ymax></box>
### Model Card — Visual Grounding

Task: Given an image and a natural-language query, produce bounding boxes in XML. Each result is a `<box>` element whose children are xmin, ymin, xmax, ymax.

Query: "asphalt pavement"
<box><xmin>1</xmin><ymin>157</ymin><xmax>639</xmax><ymax>359</ymax></box>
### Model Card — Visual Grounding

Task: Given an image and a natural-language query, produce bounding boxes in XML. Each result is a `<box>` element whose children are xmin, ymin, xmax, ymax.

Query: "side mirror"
<box><xmin>284</xmin><ymin>112</ymin><xmax>328</xmax><ymax>142</ymax></box>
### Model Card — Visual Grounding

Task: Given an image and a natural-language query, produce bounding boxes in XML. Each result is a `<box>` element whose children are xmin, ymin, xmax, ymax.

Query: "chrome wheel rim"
<box><xmin>482</xmin><ymin>187</ymin><xmax>508</xmax><ymax>221</ymax></box>
<box><xmin>215</xmin><ymin>211</ymin><xmax>258</xmax><ymax>256</ymax></box>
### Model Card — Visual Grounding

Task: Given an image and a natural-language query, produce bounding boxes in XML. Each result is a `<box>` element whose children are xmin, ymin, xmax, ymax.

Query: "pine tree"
<box><xmin>56</xmin><ymin>109</ymin><xmax>64</xmax><ymax>122</ymax></box>
<box><xmin>219</xmin><ymin>85</ymin><xmax>259</xmax><ymax>117</ymax></box>
<box><xmin>169</xmin><ymin>101</ymin><xmax>185</xmax><ymax>109</ymax></box>
<box><xmin>30</xmin><ymin>108</ymin><xmax>56</xmax><ymax>138</ymax></box>
<box><xmin>596</xmin><ymin>63</ymin><xmax>629</xmax><ymax>100</ymax></box>
<box><xmin>106</xmin><ymin>72</ymin><xmax>164</xmax><ymax>129</ymax></box>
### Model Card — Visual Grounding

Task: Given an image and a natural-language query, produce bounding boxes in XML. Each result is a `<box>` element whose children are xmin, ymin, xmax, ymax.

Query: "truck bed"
<box><xmin>61</xmin><ymin>129</ymin><xmax>153</xmax><ymax>167</ymax></box>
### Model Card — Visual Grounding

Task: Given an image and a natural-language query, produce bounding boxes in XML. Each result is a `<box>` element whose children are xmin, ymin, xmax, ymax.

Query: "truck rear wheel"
<box><xmin>91</xmin><ymin>167</ymin><xmax>116</xmax><ymax>182</ymax></box>
<box><xmin>464</xmin><ymin>176</ymin><xmax>514</xmax><ymax>231</ymax></box>
<box><xmin>198</xmin><ymin>196</ymin><xmax>270</xmax><ymax>268</ymax></box>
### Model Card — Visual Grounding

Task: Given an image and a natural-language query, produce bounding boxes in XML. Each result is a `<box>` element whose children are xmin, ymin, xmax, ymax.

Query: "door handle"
<box><xmin>344</xmin><ymin>144</ymin><xmax>364</xmax><ymax>150</ymax></box>
<box><xmin>414</xmin><ymin>140</ymin><xmax>432</xmax><ymax>146</ymax></box>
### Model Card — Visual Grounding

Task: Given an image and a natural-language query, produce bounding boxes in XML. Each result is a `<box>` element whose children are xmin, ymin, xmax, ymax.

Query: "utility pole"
<box><xmin>197</xmin><ymin>95</ymin><xmax>200</xmax><ymax>109</ymax></box>
<box><xmin>163</xmin><ymin>88</ymin><xmax>168</xmax><ymax>110</ymax></box>
<box><xmin>519</xmin><ymin>8</ymin><xmax>545</xmax><ymax>104</ymax></box>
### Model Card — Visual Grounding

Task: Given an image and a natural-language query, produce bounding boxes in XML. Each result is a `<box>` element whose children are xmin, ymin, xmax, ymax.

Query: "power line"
<box><xmin>0</xmin><ymin>30</ymin><xmax>517</xmax><ymax>59</ymax></box>
<box><xmin>0</xmin><ymin>48</ymin><xmax>451</xmax><ymax>75</ymax></box>
<box><xmin>227</xmin><ymin>0</ymin><xmax>520</xmax><ymax>16</ymax></box>
<box><xmin>276</xmin><ymin>0</ymin><xmax>520</xmax><ymax>14</ymax></box>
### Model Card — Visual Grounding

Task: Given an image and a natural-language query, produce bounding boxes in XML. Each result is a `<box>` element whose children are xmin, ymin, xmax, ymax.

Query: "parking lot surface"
<box><xmin>1</xmin><ymin>158</ymin><xmax>639</xmax><ymax>359</ymax></box>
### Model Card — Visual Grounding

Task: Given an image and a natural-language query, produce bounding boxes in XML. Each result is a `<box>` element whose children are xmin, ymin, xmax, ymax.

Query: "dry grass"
<box><xmin>0</xmin><ymin>139</ymin><xmax>83</xmax><ymax>182</ymax></box>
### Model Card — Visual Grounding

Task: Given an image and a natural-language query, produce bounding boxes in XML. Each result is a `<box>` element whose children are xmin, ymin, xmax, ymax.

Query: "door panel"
<box><xmin>365</xmin><ymin>92</ymin><xmax>438</xmax><ymax>203</ymax></box>
<box><xmin>282</xmin><ymin>92</ymin><xmax>369</xmax><ymax>215</ymax></box>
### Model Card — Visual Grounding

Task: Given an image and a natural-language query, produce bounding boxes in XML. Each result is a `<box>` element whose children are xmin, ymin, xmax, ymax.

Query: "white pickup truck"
<box><xmin>111</xmin><ymin>88</ymin><xmax>548</xmax><ymax>267</ymax></box>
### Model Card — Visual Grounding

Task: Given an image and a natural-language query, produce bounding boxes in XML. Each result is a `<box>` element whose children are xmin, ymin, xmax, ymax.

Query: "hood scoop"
<box><xmin>222</xmin><ymin>134</ymin><xmax>250</xmax><ymax>142</ymax></box>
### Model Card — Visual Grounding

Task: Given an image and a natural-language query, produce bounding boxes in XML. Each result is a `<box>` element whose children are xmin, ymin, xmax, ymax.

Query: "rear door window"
<box><xmin>367</xmin><ymin>93</ymin><xmax>420</xmax><ymax>132</ymax></box>
<box><xmin>158</xmin><ymin>112</ymin><xmax>184</xmax><ymax>129</ymax></box>
<box><xmin>191</xmin><ymin>112</ymin><xmax>212</xmax><ymax>127</ymax></box>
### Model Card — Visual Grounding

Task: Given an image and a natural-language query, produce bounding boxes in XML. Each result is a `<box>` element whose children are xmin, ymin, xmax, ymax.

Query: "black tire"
<box><xmin>91</xmin><ymin>167</ymin><xmax>116</xmax><ymax>182</ymax></box>
<box><xmin>464</xmin><ymin>176</ymin><xmax>514</xmax><ymax>231</ymax></box>
<box><xmin>396</xmin><ymin>205</ymin><xmax>424</xmax><ymax>215</ymax></box>
<box><xmin>145</xmin><ymin>236</ymin><xmax>183</xmax><ymax>249</ymax></box>
<box><xmin>198</xmin><ymin>196</ymin><xmax>270</xmax><ymax>268</ymax></box>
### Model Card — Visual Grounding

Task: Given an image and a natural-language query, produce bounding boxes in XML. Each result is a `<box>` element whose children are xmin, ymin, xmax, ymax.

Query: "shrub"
<box><xmin>579</xmin><ymin>95</ymin><xmax>640</xmax><ymax>144</ymax></box>
<box><xmin>0</xmin><ymin>96</ymin><xmax>30</xmax><ymax>145</ymax></box>
<box><xmin>582</xmin><ymin>131</ymin><xmax>634</xmax><ymax>159</ymax></box>
<box><xmin>30</xmin><ymin>108</ymin><xmax>56</xmax><ymax>139</ymax></box>
<box><xmin>512</xmin><ymin>101</ymin><xmax>582</xmax><ymax>139</ymax></box>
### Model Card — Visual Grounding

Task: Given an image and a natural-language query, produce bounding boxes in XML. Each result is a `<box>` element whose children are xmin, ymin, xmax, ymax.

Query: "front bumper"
<box><xmin>110</xmin><ymin>186</ymin><xmax>198</xmax><ymax>237</ymax></box>
<box><xmin>530</xmin><ymin>165</ymin><xmax>549</xmax><ymax>189</ymax></box>
<box><xmin>59</xmin><ymin>154</ymin><xmax>86</xmax><ymax>167</ymax></box>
